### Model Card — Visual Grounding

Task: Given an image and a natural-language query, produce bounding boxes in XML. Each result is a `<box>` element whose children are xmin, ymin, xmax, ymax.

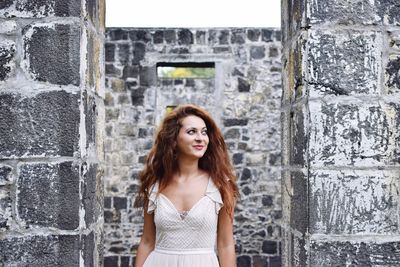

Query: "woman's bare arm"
<box><xmin>134</xmin><ymin>207</ymin><xmax>156</xmax><ymax>267</ymax></box>
<box><xmin>217</xmin><ymin>207</ymin><xmax>236</xmax><ymax>267</ymax></box>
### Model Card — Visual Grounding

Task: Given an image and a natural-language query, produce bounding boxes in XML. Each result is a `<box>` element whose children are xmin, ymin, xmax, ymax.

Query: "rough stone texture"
<box><xmin>17</xmin><ymin>162</ymin><xmax>80</xmax><ymax>229</ymax></box>
<box><xmin>22</xmin><ymin>23</ymin><xmax>80</xmax><ymax>86</ymax></box>
<box><xmin>0</xmin><ymin>38</ymin><xmax>16</xmax><ymax>81</ymax></box>
<box><xmin>0</xmin><ymin>235</ymin><xmax>80</xmax><ymax>266</ymax></box>
<box><xmin>0</xmin><ymin>91</ymin><xmax>80</xmax><ymax>158</ymax></box>
<box><xmin>282</xmin><ymin>0</ymin><xmax>400</xmax><ymax>266</ymax></box>
<box><xmin>0</xmin><ymin>0</ymin><xmax>81</xmax><ymax>18</ymax></box>
<box><xmin>307</xmin><ymin>30</ymin><xmax>381</xmax><ymax>97</ymax></box>
<box><xmin>0</xmin><ymin>0</ymin><xmax>105</xmax><ymax>266</ymax></box>
<box><xmin>105</xmin><ymin>27</ymin><xmax>282</xmax><ymax>266</ymax></box>
<box><xmin>310</xmin><ymin>169</ymin><xmax>399</xmax><ymax>235</ymax></box>
<box><xmin>309</xmin><ymin>101</ymin><xmax>400</xmax><ymax>167</ymax></box>
<box><xmin>310</xmin><ymin>241</ymin><xmax>400</xmax><ymax>266</ymax></box>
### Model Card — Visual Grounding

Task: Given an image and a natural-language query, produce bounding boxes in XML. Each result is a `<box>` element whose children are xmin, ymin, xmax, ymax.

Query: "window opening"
<box><xmin>157</xmin><ymin>62</ymin><xmax>215</xmax><ymax>78</ymax></box>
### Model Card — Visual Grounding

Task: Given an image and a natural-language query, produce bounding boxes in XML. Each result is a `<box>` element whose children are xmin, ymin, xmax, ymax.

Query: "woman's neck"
<box><xmin>176</xmin><ymin>156</ymin><xmax>200</xmax><ymax>181</ymax></box>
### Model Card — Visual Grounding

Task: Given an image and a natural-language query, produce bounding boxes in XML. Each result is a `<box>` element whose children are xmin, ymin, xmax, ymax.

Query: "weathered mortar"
<box><xmin>0</xmin><ymin>0</ymin><xmax>105</xmax><ymax>266</ymax></box>
<box><xmin>282</xmin><ymin>0</ymin><xmax>400</xmax><ymax>266</ymax></box>
<box><xmin>104</xmin><ymin>27</ymin><xmax>282</xmax><ymax>267</ymax></box>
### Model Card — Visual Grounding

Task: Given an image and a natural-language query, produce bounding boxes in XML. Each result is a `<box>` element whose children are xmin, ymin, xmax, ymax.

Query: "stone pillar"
<box><xmin>281</xmin><ymin>1</ymin><xmax>400</xmax><ymax>266</ymax></box>
<box><xmin>0</xmin><ymin>0</ymin><xmax>105</xmax><ymax>266</ymax></box>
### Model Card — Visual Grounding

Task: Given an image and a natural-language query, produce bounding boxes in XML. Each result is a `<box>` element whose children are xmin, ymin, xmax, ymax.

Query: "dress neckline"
<box><xmin>159</xmin><ymin>177</ymin><xmax>211</xmax><ymax>219</ymax></box>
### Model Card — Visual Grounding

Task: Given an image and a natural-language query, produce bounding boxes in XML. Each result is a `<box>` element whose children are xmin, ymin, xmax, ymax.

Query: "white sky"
<box><xmin>105</xmin><ymin>0</ymin><xmax>281</xmax><ymax>28</ymax></box>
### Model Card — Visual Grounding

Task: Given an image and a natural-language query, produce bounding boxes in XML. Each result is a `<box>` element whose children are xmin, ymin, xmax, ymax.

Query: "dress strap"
<box><xmin>205</xmin><ymin>179</ymin><xmax>224</xmax><ymax>214</ymax></box>
<box><xmin>147</xmin><ymin>182</ymin><xmax>159</xmax><ymax>214</ymax></box>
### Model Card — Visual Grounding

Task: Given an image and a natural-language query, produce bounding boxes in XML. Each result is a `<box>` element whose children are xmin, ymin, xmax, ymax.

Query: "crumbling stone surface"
<box><xmin>17</xmin><ymin>162</ymin><xmax>80</xmax><ymax>229</ymax></box>
<box><xmin>22</xmin><ymin>23</ymin><xmax>80</xmax><ymax>86</ymax></box>
<box><xmin>0</xmin><ymin>0</ymin><xmax>81</xmax><ymax>18</ymax></box>
<box><xmin>0</xmin><ymin>91</ymin><xmax>80</xmax><ymax>158</ymax></box>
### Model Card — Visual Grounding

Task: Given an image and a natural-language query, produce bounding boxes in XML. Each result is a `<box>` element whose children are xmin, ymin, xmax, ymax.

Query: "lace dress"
<box><xmin>142</xmin><ymin>178</ymin><xmax>223</xmax><ymax>267</ymax></box>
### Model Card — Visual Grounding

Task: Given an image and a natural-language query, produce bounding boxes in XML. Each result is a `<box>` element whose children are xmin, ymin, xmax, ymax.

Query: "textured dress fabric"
<box><xmin>142</xmin><ymin>178</ymin><xmax>223</xmax><ymax>267</ymax></box>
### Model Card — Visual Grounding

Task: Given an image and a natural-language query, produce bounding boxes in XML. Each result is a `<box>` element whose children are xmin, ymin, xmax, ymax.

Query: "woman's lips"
<box><xmin>193</xmin><ymin>145</ymin><xmax>204</xmax><ymax>150</ymax></box>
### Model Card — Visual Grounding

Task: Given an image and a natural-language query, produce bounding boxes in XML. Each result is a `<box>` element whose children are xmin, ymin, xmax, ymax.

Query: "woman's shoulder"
<box><xmin>206</xmin><ymin>178</ymin><xmax>224</xmax><ymax>214</ymax></box>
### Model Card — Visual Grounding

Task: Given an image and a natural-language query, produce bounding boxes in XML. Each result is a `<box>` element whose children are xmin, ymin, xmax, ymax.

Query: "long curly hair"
<box><xmin>135</xmin><ymin>104</ymin><xmax>239</xmax><ymax>219</ymax></box>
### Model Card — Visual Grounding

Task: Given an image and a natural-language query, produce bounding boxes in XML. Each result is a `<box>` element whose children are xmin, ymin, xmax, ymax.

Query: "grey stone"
<box><xmin>310</xmin><ymin>169</ymin><xmax>398</xmax><ymax>234</ymax></box>
<box><xmin>131</xmin><ymin>87</ymin><xmax>146</xmax><ymax>105</ymax></box>
<box><xmin>153</xmin><ymin>30</ymin><xmax>164</xmax><ymax>44</ymax></box>
<box><xmin>0</xmin><ymin>235</ymin><xmax>80</xmax><ymax>266</ymax></box>
<box><xmin>247</xmin><ymin>29</ymin><xmax>260</xmax><ymax>41</ymax></box>
<box><xmin>289</xmin><ymin>171</ymin><xmax>307</xmax><ymax>234</ymax></box>
<box><xmin>118</xmin><ymin>43</ymin><xmax>130</xmax><ymax>64</ymax></box>
<box><xmin>109</xmin><ymin>29</ymin><xmax>128</xmax><ymax>40</ymax></box>
<box><xmin>113</xmin><ymin>197</ymin><xmax>127</xmax><ymax>210</ymax></box>
<box><xmin>0</xmin><ymin>91</ymin><xmax>80</xmax><ymax>158</ymax></box>
<box><xmin>17</xmin><ymin>162</ymin><xmax>80</xmax><ymax>229</ymax></box>
<box><xmin>139</xmin><ymin>66</ymin><xmax>156</xmax><ymax>86</ymax></box>
<box><xmin>0</xmin><ymin>165</ymin><xmax>12</xmax><ymax>185</ymax></box>
<box><xmin>233</xmin><ymin>153</ymin><xmax>244</xmax><ymax>165</ymax></box>
<box><xmin>262</xmin><ymin>240</ymin><xmax>278</xmax><ymax>254</ymax></box>
<box><xmin>307</xmin><ymin>30</ymin><xmax>380</xmax><ymax>97</ymax></box>
<box><xmin>310</xmin><ymin>241</ymin><xmax>400</xmax><ymax>266</ymax></box>
<box><xmin>250</xmin><ymin>46</ymin><xmax>265</xmax><ymax>59</ymax></box>
<box><xmin>85</xmin><ymin>94</ymin><xmax>97</xmax><ymax>147</ymax></box>
<box><xmin>129</xmin><ymin>30</ymin><xmax>151</xmax><ymax>42</ymax></box>
<box><xmin>164</xmin><ymin>30</ymin><xmax>176</xmax><ymax>44</ymax></box>
<box><xmin>83</xmin><ymin>232</ymin><xmax>95</xmax><ymax>267</ymax></box>
<box><xmin>121</xmin><ymin>256</ymin><xmax>131</xmax><ymax>267</ymax></box>
<box><xmin>132</xmin><ymin>42</ymin><xmax>146</xmax><ymax>64</ymax></box>
<box><xmin>123</xmin><ymin>65</ymin><xmax>139</xmax><ymax>79</ymax></box>
<box><xmin>224</xmin><ymin>128</ymin><xmax>240</xmax><ymax>139</ymax></box>
<box><xmin>196</xmin><ymin>30</ymin><xmax>206</xmax><ymax>44</ymax></box>
<box><xmin>0</xmin><ymin>40</ymin><xmax>15</xmax><ymax>81</ymax></box>
<box><xmin>23</xmin><ymin>23</ymin><xmax>80</xmax><ymax>86</ymax></box>
<box><xmin>0</xmin><ymin>0</ymin><xmax>81</xmax><ymax>18</ymax></box>
<box><xmin>269</xmin><ymin>46</ymin><xmax>279</xmax><ymax>58</ymax></box>
<box><xmin>237</xmin><ymin>255</ymin><xmax>251</xmax><ymax>267</ymax></box>
<box><xmin>261</xmin><ymin>29</ymin><xmax>274</xmax><ymax>42</ymax></box>
<box><xmin>83</xmin><ymin>163</ymin><xmax>98</xmax><ymax>226</ymax></box>
<box><xmin>178</xmin><ymin>29</ymin><xmax>193</xmax><ymax>45</ymax></box>
<box><xmin>224</xmin><ymin>118</ymin><xmax>248</xmax><ymax>127</ymax></box>
<box><xmin>386</xmin><ymin>55</ymin><xmax>400</xmax><ymax>94</ymax></box>
<box><xmin>238</xmin><ymin>77</ymin><xmax>251</xmax><ymax>92</ymax></box>
<box><xmin>105</xmin><ymin>43</ymin><xmax>115</xmax><ymax>62</ymax></box>
<box><xmin>213</xmin><ymin>46</ymin><xmax>231</xmax><ymax>53</ymax></box>
<box><xmin>104</xmin><ymin>256</ymin><xmax>118</xmax><ymax>267</ymax></box>
<box><xmin>106</xmin><ymin>64</ymin><xmax>121</xmax><ymax>76</ymax></box>
<box><xmin>269</xmin><ymin>256</ymin><xmax>281</xmax><ymax>267</ymax></box>
<box><xmin>218</xmin><ymin>30</ymin><xmax>229</xmax><ymax>44</ymax></box>
<box><xmin>309</xmin><ymin>101</ymin><xmax>400</xmax><ymax>166</ymax></box>
<box><xmin>231</xmin><ymin>29</ymin><xmax>246</xmax><ymax>44</ymax></box>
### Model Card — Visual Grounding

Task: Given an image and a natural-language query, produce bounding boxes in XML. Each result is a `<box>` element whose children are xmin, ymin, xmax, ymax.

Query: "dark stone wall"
<box><xmin>282</xmin><ymin>0</ymin><xmax>400</xmax><ymax>266</ymax></box>
<box><xmin>0</xmin><ymin>0</ymin><xmax>105</xmax><ymax>266</ymax></box>
<box><xmin>104</xmin><ymin>27</ymin><xmax>282</xmax><ymax>267</ymax></box>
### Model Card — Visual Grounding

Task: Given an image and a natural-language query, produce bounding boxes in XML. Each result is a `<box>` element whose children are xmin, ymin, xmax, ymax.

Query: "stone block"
<box><xmin>309</xmin><ymin>101</ymin><xmax>400</xmax><ymax>166</ymax></box>
<box><xmin>269</xmin><ymin>256</ymin><xmax>281</xmax><ymax>267</ymax></box>
<box><xmin>132</xmin><ymin>42</ymin><xmax>146</xmax><ymax>64</ymax></box>
<box><xmin>118</xmin><ymin>43</ymin><xmax>130</xmax><ymax>64</ymax></box>
<box><xmin>104</xmin><ymin>256</ymin><xmax>118</xmax><ymax>267</ymax></box>
<box><xmin>178</xmin><ymin>29</ymin><xmax>193</xmax><ymax>45</ymax></box>
<box><xmin>223</xmin><ymin>118</ymin><xmax>248</xmax><ymax>127</ymax></box>
<box><xmin>0</xmin><ymin>188</ymin><xmax>11</xmax><ymax>230</ymax></box>
<box><xmin>231</xmin><ymin>29</ymin><xmax>246</xmax><ymax>44</ymax></box>
<box><xmin>109</xmin><ymin>29</ymin><xmax>128</xmax><ymax>40</ymax></box>
<box><xmin>83</xmin><ymin>163</ymin><xmax>98</xmax><ymax>226</ymax></box>
<box><xmin>0</xmin><ymin>38</ymin><xmax>15</xmax><ymax>81</ymax></box>
<box><xmin>195</xmin><ymin>30</ymin><xmax>206</xmax><ymax>44</ymax></box>
<box><xmin>281</xmin><ymin>0</ymin><xmax>306</xmax><ymax>43</ymax></box>
<box><xmin>310</xmin><ymin>240</ymin><xmax>400</xmax><ymax>266</ymax></box>
<box><xmin>0</xmin><ymin>165</ymin><xmax>12</xmax><ymax>185</ymax></box>
<box><xmin>83</xmin><ymin>232</ymin><xmax>95</xmax><ymax>267</ymax></box>
<box><xmin>250</xmin><ymin>46</ymin><xmax>265</xmax><ymax>59</ymax></box>
<box><xmin>164</xmin><ymin>30</ymin><xmax>176</xmax><ymax>44</ymax></box>
<box><xmin>153</xmin><ymin>30</ymin><xmax>164</xmax><ymax>44</ymax></box>
<box><xmin>129</xmin><ymin>29</ymin><xmax>151</xmax><ymax>42</ymax></box>
<box><xmin>17</xmin><ymin>162</ymin><xmax>80</xmax><ymax>229</ymax></box>
<box><xmin>218</xmin><ymin>30</ymin><xmax>229</xmax><ymax>44</ymax></box>
<box><xmin>290</xmin><ymin>105</ymin><xmax>307</xmax><ymax>166</ymax></box>
<box><xmin>307</xmin><ymin>0</ymin><xmax>380</xmax><ymax>25</ymax></box>
<box><xmin>0</xmin><ymin>235</ymin><xmax>80</xmax><ymax>266</ymax></box>
<box><xmin>237</xmin><ymin>255</ymin><xmax>251</xmax><ymax>267</ymax></box>
<box><xmin>0</xmin><ymin>91</ymin><xmax>80</xmax><ymax>158</ymax></box>
<box><xmin>247</xmin><ymin>29</ymin><xmax>260</xmax><ymax>41</ymax></box>
<box><xmin>22</xmin><ymin>23</ymin><xmax>80</xmax><ymax>86</ymax></box>
<box><xmin>105</xmin><ymin>43</ymin><xmax>115</xmax><ymax>62</ymax></box>
<box><xmin>307</xmin><ymin>30</ymin><xmax>381</xmax><ymax>97</ymax></box>
<box><xmin>289</xmin><ymin>171</ymin><xmax>307</xmax><ymax>234</ymax></box>
<box><xmin>139</xmin><ymin>66</ymin><xmax>156</xmax><ymax>86</ymax></box>
<box><xmin>0</xmin><ymin>0</ymin><xmax>81</xmax><ymax>18</ymax></box>
<box><xmin>385</xmin><ymin>54</ymin><xmax>400</xmax><ymax>94</ymax></box>
<box><xmin>310</xmin><ymin>169</ymin><xmax>398</xmax><ymax>234</ymax></box>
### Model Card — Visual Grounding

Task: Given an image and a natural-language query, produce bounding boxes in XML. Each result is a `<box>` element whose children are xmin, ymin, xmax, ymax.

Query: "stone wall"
<box><xmin>104</xmin><ymin>28</ymin><xmax>282</xmax><ymax>267</ymax></box>
<box><xmin>0</xmin><ymin>0</ymin><xmax>105</xmax><ymax>266</ymax></box>
<box><xmin>282</xmin><ymin>0</ymin><xmax>400</xmax><ymax>266</ymax></box>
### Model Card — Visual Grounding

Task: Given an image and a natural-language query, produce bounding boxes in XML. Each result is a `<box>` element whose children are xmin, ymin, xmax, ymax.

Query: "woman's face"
<box><xmin>176</xmin><ymin>115</ymin><xmax>209</xmax><ymax>160</ymax></box>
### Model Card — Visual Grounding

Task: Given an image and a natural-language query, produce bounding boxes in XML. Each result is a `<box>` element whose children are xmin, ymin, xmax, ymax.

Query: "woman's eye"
<box><xmin>201</xmin><ymin>130</ymin><xmax>208</xmax><ymax>135</ymax></box>
<box><xmin>187</xmin><ymin>130</ymin><xmax>195</xmax><ymax>134</ymax></box>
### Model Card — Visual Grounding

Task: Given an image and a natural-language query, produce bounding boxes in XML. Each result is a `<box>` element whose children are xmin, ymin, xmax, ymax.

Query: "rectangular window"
<box><xmin>157</xmin><ymin>62</ymin><xmax>215</xmax><ymax>78</ymax></box>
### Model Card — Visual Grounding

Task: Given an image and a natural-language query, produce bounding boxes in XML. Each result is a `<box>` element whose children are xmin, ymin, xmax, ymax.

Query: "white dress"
<box><xmin>142</xmin><ymin>178</ymin><xmax>223</xmax><ymax>267</ymax></box>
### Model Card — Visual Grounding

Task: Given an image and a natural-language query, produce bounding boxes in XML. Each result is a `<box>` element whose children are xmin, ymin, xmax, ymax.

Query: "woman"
<box><xmin>134</xmin><ymin>104</ymin><xmax>239</xmax><ymax>267</ymax></box>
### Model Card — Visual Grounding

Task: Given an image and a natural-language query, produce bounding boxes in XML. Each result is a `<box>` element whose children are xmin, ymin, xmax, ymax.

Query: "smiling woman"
<box><xmin>134</xmin><ymin>104</ymin><xmax>239</xmax><ymax>267</ymax></box>
<box><xmin>105</xmin><ymin>0</ymin><xmax>281</xmax><ymax>27</ymax></box>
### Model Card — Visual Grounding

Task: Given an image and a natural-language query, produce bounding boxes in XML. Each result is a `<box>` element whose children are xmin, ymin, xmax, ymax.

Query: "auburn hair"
<box><xmin>135</xmin><ymin>104</ymin><xmax>239</xmax><ymax>219</ymax></box>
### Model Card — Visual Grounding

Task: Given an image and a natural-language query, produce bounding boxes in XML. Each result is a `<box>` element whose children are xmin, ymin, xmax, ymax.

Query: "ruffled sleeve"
<box><xmin>147</xmin><ymin>182</ymin><xmax>159</xmax><ymax>214</ymax></box>
<box><xmin>205</xmin><ymin>179</ymin><xmax>224</xmax><ymax>214</ymax></box>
